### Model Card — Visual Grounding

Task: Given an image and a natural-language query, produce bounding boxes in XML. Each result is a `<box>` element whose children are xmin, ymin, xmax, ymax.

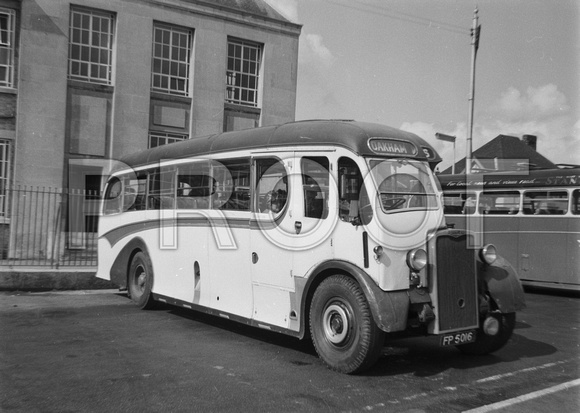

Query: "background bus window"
<box><xmin>176</xmin><ymin>162</ymin><xmax>212</xmax><ymax>209</ymax></box>
<box><xmin>523</xmin><ymin>191</ymin><xmax>568</xmax><ymax>215</ymax></box>
<box><xmin>443</xmin><ymin>192</ymin><xmax>476</xmax><ymax>215</ymax></box>
<box><xmin>573</xmin><ymin>190</ymin><xmax>580</xmax><ymax>215</ymax></box>
<box><xmin>255</xmin><ymin>158</ymin><xmax>287</xmax><ymax>214</ymax></box>
<box><xmin>212</xmin><ymin>158</ymin><xmax>250</xmax><ymax>211</ymax></box>
<box><xmin>301</xmin><ymin>157</ymin><xmax>329</xmax><ymax>219</ymax></box>
<box><xmin>479</xmin><ymin>191</ymin><xmax>520</xmax><ymax>215</ymax></box>
<box><xmin>147</xmin><ymin>168</ymin><xmax>176</xmax><ymax>210</ymax></box>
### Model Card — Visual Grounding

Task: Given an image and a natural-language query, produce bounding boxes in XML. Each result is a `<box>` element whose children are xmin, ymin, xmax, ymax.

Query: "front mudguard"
<box><xmin>478</xmin><ymin>255</ymin><xmax>526</xmax><ymax>313</ymax></box>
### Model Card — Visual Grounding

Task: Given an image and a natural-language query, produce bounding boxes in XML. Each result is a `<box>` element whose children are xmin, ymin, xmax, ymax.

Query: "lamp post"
<box><xmin>467</xmin><ymin>7</ymin><xmax>481</xmax><ymax>174</ymax></box>
<box><xmin>436</xmin><ymin>133</ymin><xmax>457</xmax><ymax>174</ymax></box>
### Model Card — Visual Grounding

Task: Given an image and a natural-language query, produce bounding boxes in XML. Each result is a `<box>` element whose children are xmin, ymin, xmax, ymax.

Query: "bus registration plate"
<box><xmin>440</xmin><ymin>330</ymin><xmax>477</xmax><ymax>346</ymax></box>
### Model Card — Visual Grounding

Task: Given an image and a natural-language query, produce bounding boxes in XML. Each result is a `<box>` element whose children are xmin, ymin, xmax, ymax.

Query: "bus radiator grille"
<box><xmin>435</xmin><ymin>234</ymin><xmax>478</xmax><ymax>332</ymax></box>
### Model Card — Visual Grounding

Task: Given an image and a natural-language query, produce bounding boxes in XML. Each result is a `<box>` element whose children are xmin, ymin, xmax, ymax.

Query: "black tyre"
<box><xmin>128</xmin><ymin>251</ymin><xmax>156</xmax><ymax>310</ymax></box>
<box><xmin>457</xmin><ymin>312</ymin><xmax>516</xmax><ymax>355</ymax></box>
<box><xmin>309</xmin><ymin>275</ymin><xmax>385</xmax><ymax>374</ymax></box>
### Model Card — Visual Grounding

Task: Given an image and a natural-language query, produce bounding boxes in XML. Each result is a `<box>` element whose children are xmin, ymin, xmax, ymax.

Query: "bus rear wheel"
<box><xmin>456</xmin><ymin>312</ymin><xmax>516</xmax><ymax>355</ymax></box>
<box><xmin>128</xmin><ymin>251</ymin><xmax>156</xmax><ymax>310</ymax></box>
<box><xmin>309</xmin><ymin>274</ymin><xmax>384</xmax><ymax>374</ymax></box>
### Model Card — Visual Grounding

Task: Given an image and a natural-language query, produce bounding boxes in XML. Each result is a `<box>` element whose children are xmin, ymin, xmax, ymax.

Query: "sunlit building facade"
<box><xmin>0</xmin><ymin>0</ymin><xmax>300</xmax><ymax>260</ymax></box>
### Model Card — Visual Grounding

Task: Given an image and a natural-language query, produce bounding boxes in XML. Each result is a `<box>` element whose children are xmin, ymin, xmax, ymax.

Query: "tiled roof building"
<box><xmin>441</xmin><ymin>134</ymin><xmax>556</xmax><ymax>174</ymax></box>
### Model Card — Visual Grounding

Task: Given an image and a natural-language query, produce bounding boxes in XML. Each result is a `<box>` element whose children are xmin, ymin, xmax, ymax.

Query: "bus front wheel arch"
<box><xmin>309</xmin><ymin>274</ymin><xmax>385</xmax><ymax>374</ymax></box>
<box><xmin>128</xmin><ymin>251</ymin><xmax>156</xmax><ymax>310</ymax></box>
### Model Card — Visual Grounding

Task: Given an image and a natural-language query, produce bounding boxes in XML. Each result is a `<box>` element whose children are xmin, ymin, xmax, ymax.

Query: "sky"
<box><xmin>266</xmin><ymin>0</ymin><xmax>580</xmax><ymax>171</ymax></box>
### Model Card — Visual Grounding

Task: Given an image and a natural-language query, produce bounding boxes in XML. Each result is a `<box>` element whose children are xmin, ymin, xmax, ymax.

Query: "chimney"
<box><xmin>522</xmin><ymin>134</ymin><xmax>537</xmax><ymax>151</ymax></box>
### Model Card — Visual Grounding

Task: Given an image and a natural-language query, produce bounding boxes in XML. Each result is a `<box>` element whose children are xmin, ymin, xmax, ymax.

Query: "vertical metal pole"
<box><xmin>452</xmin><ymin>140</ymin><xmax>456</xmax><ymax>174</ymax></box>
<box><xmin>466</xmin><ymin>8</ymin><xmax>479</xmax><ymax>174</ymax></box>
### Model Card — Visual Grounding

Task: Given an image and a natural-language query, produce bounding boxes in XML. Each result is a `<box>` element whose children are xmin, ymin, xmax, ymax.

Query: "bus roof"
<box><xmin>438</xmin><ymin>167</ymin><xmax>580</xmax><ymax>190</ymax></box>
<box><xmin>120</xmin><ymin>120</ymin><xmax>441</xmax><ymax>169</ymax></box>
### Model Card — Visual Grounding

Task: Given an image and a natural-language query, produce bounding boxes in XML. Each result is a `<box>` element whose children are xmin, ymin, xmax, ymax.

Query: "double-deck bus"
<box><xmin>439</xmin><ymin>167</ymin><xmax>580</xmax><ymax>292</ymax></box>
<box><xmin>97</xmin><ymin>120</ymin><xmax>525</xmax><ymax>374</ymax></box>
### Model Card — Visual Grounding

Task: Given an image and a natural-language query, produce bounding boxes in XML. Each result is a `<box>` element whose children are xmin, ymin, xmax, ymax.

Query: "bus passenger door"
<box><xmin>250</xmin><ymin>154</ymin><xmax>334</xmax><ymax>331</ymax></box>
<box><xmin>250</xmin><ymin>155</ymin><xmax>295</xmax><ymax>329</ymax></box>
<box><xmin>205</xmin><ymin>158</ymin><xmax>253</xmax><ymax>318</ymax></box>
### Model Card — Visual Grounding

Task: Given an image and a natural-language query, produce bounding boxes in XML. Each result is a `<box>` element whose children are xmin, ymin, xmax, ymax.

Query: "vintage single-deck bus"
<box><xmin>97</xmin><ymin>120</ymin><xmax>525</xmax><ymax>373</ymax></box>
<box><xmin>439</xmin><ymin>168</ymin><xmax>580</xmax><ymax>292</ymax></box>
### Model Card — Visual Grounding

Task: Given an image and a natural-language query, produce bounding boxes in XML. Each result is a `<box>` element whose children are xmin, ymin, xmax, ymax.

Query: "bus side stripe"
<box><xmin>101</xmin><ymin>215</ymin><xmax>253</xmax><ymax>247</ymax></box>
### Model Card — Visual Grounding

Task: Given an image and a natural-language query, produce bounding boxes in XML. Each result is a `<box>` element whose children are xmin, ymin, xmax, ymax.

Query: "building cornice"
<box><xmin>136</xmin><ymin>0</ymin><xmax>302</xmax><ymax>37</ymax></box>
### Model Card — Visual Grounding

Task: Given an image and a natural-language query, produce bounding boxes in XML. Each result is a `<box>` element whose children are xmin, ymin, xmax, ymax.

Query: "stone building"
<box><xmin>0</xmin><ymin>0</ymin><xmax>301</xmax><ymax>261</ymax></box>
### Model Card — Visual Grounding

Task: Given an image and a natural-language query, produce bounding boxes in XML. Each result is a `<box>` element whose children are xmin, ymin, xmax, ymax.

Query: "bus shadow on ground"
<box><xmin>160</xmin><ymin>302</ymin><xmax>318</xmax><ymax>356</ymax></box>
<box><xmin>123</xmin><ymin>295</ymin><xmax>558</xmax><ymax>377</ymax></box>
<box><xmin>366</xmin><ymin>331</ymin><xmax>557</xmax><ymax>377</ymax></box>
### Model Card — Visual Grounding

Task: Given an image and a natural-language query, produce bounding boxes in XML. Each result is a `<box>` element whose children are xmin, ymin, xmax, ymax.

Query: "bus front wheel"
<box><xmin>456</xmin><ymin>312</ymin><xmax>516</xmax><ymax>355</ymax></box>
<box><xmin>128</xmin><ymin>251</ymin><xmax>156</xmax><ymax>310</ymax></box>
<box><xmin>309</xmin><ymin>274</ymin><xmax>385</xmax><ymax>374</ymax></box>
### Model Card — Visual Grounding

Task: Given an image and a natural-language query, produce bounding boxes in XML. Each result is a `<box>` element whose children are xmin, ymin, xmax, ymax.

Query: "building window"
<box><xmin>0</xmin><ymin>8</ymin><xmax>15</xmax><ymax>88</ymax></box>
<box><xmin>151</xmin><ymin>24</ymin><xmax>192</xmax><ymax>96</ymax></box>
<box><xmin>68</xmin><ymin>7</ymin><xmax>114</xmax><ymax>85</ymax></box>
<box><xmin>226</xmin><ymin>38</ymin><xmax>262</xmax><ymax>107</ymax></box>
<box><xmin>149</xmin><ymin>131</ymin><xmax>187</xmax><ymax>148</ymax></box>
<box><xmin>0</xmin><ymin>139</ymin><xmax>10</xmax><ymax>217</ymax></box>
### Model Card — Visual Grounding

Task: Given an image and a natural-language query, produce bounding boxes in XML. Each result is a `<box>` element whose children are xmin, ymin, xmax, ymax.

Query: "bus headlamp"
<box><xmin>406</xmin><ymin>248</ymin><xmax>427</xmax><ymax>271</ymax></box>
<box><xmin>479</xmin><ymin>244</ymin><xmax>497</xmax><ymax>265</ymax></box>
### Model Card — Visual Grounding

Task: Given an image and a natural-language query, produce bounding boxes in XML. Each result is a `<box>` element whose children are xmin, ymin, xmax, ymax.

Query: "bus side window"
<box><xmin>524</xmin><ymin>190</ymin><xmax>568</xmax><ymax>215</ymax></box>
<box><xmin>255</xmin><ymin>158</ymin><xmax>287</xmax><ymax>214</ymax></box>
<box><xmin>338</xmin><ymin>157</ymin><xmax>371</xmax><ymax>224</ymax></box>
<box><xmin>443</xmin><ymin>193</ymin><xmax>469</xmax><ymax>214</ymax></box>
<box><xmin>176</xmin><ymin>161</ymin><xmax>212</xmax><ymax>209</ymax></box>
<box><xmin>480</xmin><ymin>191</ymin><xmax>520</xmax><ymax>215</ymax></box>
<box><xmin>147</xmin><ymin>168</ymin><xmax>176</xmax><ymax>210</ymax></box>
<box><xmin>124</xmin><ymin>175</ymin><xmax>147</xmax><ymax>211</ymax></box>
<box><xmin>301</xmin><ymin>157</ymin><xmax>329</xmax><ymax>219</ymax></box>
<box><xmin>212</xmin><ymin>158</ymin><xmax>251</xmax><ymax>211</ymax></box>
<box><xmin>462</xmin><ymin>195</ymin><xmax>476</xmax><ymax>214</ymax></box>
<box><xmin>573</xmin><ymin>190</ymin><xmax>580</xmax><ymax>215</ymax></box>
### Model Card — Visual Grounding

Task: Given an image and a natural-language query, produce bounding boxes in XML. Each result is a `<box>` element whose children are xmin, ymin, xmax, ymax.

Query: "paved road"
<box><xmin>1</xmin><ymin>289</ymin><xmax>578</xmax><ymax>412</ymax></box>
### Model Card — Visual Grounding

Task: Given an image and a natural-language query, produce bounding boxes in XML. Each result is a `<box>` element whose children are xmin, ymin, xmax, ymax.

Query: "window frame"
<box><xmin>68</xmin><ymin>7</ymin><xmax>115</xmax><ymax>85</ymax></box>
<box><xmin>478</xmin><ymin>191</ymin><xmax>521</xmax><ymax>215</ymax></box>
<box><xmin>149</xmin><ymin>131</ymin><xmax>188</xmax><ymax>148</ymax></box>
<box><xmin>0</xmin><ymin>138</ymin><xmax>10</xmax><ymax>218</ymax></box>
<box><xmin>0</xmin><ymin>8</ymin><xmax>15</xmax><ymax>88</ymax></box>
<box><xmin>151</xmin><ymin>23</ymin><xmax>193</xmax><ymax>96</ymax></box>
<box><xmin>523</xmin><ymin>190</ymin><xmax>569</xmax><ymax>215</ymax></box>
<box><xmin>254</xmin><ymin>157</ymin><xmax>288</xmax><ymax>215</ymax></box>
<box><xmin>301</xmin><ymin>156</ymin><xmax>330</xmax><ymax>220</ymax></box>
<box><xmin>225</xmin><ymin>38</ymin><xmax>262</xmax><ymax>108</ymax></box>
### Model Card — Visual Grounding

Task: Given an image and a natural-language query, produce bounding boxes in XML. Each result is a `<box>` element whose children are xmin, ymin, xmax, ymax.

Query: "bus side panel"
<box><xmin>567</xmin><ymin>218</ymin><xmax>580</xmax><ymax>287</ymax></box>
<box><xmin>482</xmin><ymin>216</ymin><xmax>520</xmax><ymax>275</ymax></box>
<box><xmin>147</xmin><ymin>223</ymin><xmax>209</xmax><ymax>306</ymax></box>
<box><xmin>97</xmin><ymin>213</ymin><xmax>149</xmax><ymax>286</ymax></box>
<box><xmin>206</xmin><ymin>214</ymin><xmax>253</xmax><ymax>319</ymax></box>
<box><xmin>519</xmin><ymin>217</ymin><xmax>568</xmax><ymax>284</ymax></box>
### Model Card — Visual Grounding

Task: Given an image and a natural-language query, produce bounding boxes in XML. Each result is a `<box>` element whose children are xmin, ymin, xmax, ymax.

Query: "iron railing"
<box><xmin>0</xmin><ymin>186</ymin><xmax>99</xmax><ymax>268</ymax></box>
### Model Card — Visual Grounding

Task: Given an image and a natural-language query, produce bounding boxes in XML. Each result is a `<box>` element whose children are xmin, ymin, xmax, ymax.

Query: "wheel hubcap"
<box><xmin>323</xmin><ymin>302</ymin><xmax>350</xmax><ymax>345</ymax></box>
<box><xmin>134</xmin><ymin>265</ymin><xmax>146</xmax><ymax>295</ymax></box>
